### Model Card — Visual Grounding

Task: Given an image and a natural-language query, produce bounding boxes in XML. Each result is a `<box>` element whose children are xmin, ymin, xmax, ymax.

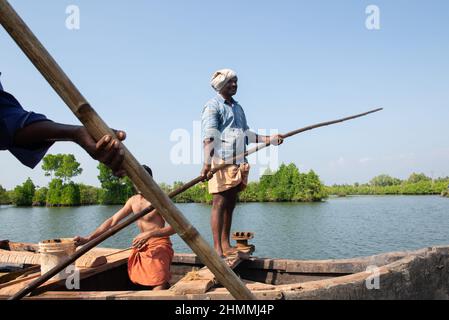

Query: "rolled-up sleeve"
<box><xmin>201</xmin><ymin>103</ymin><xmax>219</xmax><ymax>141</ymax></box>
<box><xmin>1</xmin><ymin>91</ymin><xmax>54</xmax><ymax>168</ymax></box>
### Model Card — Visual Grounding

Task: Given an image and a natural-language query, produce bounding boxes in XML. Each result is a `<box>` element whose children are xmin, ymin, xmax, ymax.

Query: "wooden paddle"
<box><xmin>0</xmin><ymin>0</ymin><xmax>254</xmax><ymax>301</ymax></box>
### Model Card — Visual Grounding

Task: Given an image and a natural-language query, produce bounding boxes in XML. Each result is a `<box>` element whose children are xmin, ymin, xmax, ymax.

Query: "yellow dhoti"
<box><xmin>208</xmin><ymin>160</ymin><xmax>250</xmax><ymax>194</ymax></box>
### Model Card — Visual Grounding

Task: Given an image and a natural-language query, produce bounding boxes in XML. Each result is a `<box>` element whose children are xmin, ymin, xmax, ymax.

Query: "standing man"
<box><xmin>200</xmin><ymin>69</ymin><xmax>283</xmax><ymax>257</ymax></box>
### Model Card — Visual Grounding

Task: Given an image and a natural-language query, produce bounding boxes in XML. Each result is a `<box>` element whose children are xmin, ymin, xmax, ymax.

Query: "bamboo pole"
<box><xmin>0</xmin><ymin>0</ymin><xmax>255</xmax><ymax>300</ymax></box>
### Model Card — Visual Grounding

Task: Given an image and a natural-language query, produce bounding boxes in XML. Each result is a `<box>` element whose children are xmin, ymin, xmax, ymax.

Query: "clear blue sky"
<box><xmin>1</xmin><ymin>0</ymin><xmax>448</xmax><ymax>190</ymax></box>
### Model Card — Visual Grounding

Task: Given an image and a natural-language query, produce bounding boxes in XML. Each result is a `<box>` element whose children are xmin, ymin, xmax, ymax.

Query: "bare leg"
<box><xmin>221</xmin><ymin>186</ymin><xmax>239</xmax><ymax>253</ymax></box>
<box><xmin>211</xmin><ymin>193</ymin><xmax>227</xmax><ymax>257</ymax></box>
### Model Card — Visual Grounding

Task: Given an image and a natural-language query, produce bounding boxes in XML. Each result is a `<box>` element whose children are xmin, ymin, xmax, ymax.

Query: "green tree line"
<box><xmin>327</xmin><ymin>173</ymin><xmax>449</xmax><ymax>197</ymax></box>
<box><xmin>3</xmin><ymin>153</ymin><xmax>449</xmax><ymax>207</ymax></box>
<box><xmin>152</xmin><ymin>163</ymin><xmax>327</xmax><ymax>203</ymax></box>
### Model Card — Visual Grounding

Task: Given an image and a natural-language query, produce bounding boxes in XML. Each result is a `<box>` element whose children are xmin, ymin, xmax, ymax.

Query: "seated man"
<box><xmin>74</xmin><ymin>166</ymin><xmax>175</xmax><ymax>290</ymax></box>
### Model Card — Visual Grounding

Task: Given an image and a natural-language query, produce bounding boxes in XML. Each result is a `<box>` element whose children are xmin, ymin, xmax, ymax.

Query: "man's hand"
<box><xmin>267</xmin><ymin>134</ymin><xmax>284</xmax><ymax>146</ymax></box>
<box><xmin>132</xmin><ymin>231</ymin><xmax>153</xmax><ymax>250</ymax></box>
<box><xmin>74</xmin><ymin>236</ymin><xmax>89</xmax><ymax>247</ymax></box>
<box><xmin>75</xmin><ymin>127</ymin><xmax>127</xmax><ymax>177</ymax></box>
<box><xmin>200</xmin><ymin>164</ymin><xmax>213</xmax><ymax>181</ymax></box>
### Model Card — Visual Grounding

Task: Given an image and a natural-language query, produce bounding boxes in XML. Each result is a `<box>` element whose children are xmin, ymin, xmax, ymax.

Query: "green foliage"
<box><xmin>162</xmin><ymin>164</ymin><xmax>327</xmax><ymax>203</ymax></box>
<box><xmin>12</xmin><ymin>178</ymin><xmax>35</xmax><ymax>206</ymax></box>
<box><xmin>45</xmin><ymin>180</ymin><xmax>83</xmax><ymax>207</ymax></box>
<box><xmin>46</xmin><ymin>178</ymin><xmax>63</xmax><ymax>206</ymax></box>
<box><xmin>0</xmin><ymin>185</ymin><xmax>11</xmax><ymax>204</ymax></box>
<box><xmin>407</xmin><ymin>173</ymin><xmax>431</xmax><ymax>184</ymax></box>
<box><xmin>240</xmin><ymin>164</ymin><xmax>327</xmax><ymax>202</ymax></box>
<box><xmin>97</xmin><ymin>163</ymin><xmax>134</xmax><ymax>204</ymax></box>
<box><xmin>172</xmin><ymin>181</ymin><xmax>211</xmax><ymax>203</ymax></box>
<box><xmin>370</xmin><ymin>174</ymin><xmax>401</xmax><ymax>187</ymax></box>
<box><xmin>238</xmin><ymin>182</ymin><xmax>259</xmax><ymax>202</ymax></box>
<box><xmin>60</xmin><ymin>182</ymin><xmax>81</xmax><ymax>206</ymax></box>
<box><xmin>159</xmin><ymin>182</ymin><xmax>172</xmax><ymax>194</ymax></box>
<box><xmin>42</xmin><ymin>154</ymin><xmax>60</xmax><ymax>178</ymax></box>
<box><xmin>79</xmin><ymin>184</ymin><xmax>100</xmax><ymax>205</ymax></box>
<box><xmin>42</xmin><ymin>154</ymin><xmax>82</xmax><ymax>183</ymax></box>
<box><xmin>6</xmin><ymin>152</ymin><xmax>99</xmax><ymax>207</ymax></box>
<box><xmin>328</xmin><ymin>175</ymin><xmax>449</xmax><ymax>196</ymax></box>
<box><xmin>32</xmin><ymin>187</ymin><xmax>48</xmax><ymax>206</ymax></box>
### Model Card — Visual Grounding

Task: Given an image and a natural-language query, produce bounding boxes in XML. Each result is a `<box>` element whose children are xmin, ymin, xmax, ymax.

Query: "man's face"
<box><xmin>220</xmin><ymin>76</ymin><xmax>238</xmax><ymax>97</ymax></box>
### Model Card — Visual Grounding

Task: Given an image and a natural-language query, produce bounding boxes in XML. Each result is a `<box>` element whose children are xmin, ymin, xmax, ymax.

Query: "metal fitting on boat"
<box><xmin>232</xmin><ymin>232</ymin><xmax>255</xmax><ymax>254</ymax></box>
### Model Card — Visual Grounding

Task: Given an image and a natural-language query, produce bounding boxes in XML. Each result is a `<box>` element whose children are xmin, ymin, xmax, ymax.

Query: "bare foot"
<box><xmin>223</xmin><ymin>246</ymin><xmax>238</xmax><ymax>256</ymax></box>
<box><xmin>213</xmin><ymin>243</ymin><xmax>225</xmax><ymax>257</ymax></box>
<box><xmin>221</xmin><ymin>243</ymin><xmax>236</xmax><ymax>251</ymax></box>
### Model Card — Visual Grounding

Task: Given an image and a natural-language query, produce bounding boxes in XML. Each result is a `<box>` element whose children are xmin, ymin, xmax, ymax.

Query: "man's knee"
<box><xmin>212</xmin><ymin>195</ymin><xmax>227</xmax><ymax>210</ymax></box>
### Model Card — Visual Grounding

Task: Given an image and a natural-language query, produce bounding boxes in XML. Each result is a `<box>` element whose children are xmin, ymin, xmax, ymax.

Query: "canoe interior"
<box><xmin>0</xmin><ymin>239</ymin><xmax>409</xmax><ymax>296</ymax></box>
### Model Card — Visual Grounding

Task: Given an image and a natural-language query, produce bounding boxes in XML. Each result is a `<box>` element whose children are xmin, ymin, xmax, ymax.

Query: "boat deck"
<box><xmin>1</xmin><ymin>240</ymin><xmax>449</xmax><ymax>300</ymax></box>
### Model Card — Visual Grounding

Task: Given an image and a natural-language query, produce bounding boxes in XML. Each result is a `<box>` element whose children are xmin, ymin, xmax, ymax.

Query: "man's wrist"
<box><xmin>72</xmin><ymin>126</ymin><xmax>85</xmax><ymax>144</ymax></box>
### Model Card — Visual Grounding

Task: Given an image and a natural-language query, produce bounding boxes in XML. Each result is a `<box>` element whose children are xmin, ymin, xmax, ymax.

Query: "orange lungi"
<box><xmin>127</xmin><ymin>236</ymin><xmax>174</xmax><ymax>287</ymax></box>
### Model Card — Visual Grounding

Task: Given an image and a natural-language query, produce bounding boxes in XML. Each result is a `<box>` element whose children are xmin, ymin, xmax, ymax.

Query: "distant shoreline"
<box><xmin>1</xmin><ymin>193</ymin><xmax>447</xmax><ymax>208</ymax></box>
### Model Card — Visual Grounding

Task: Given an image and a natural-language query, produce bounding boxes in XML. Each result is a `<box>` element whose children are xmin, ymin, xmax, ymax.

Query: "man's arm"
<box><xmin>74</xmin><ymin>198</ymin><xmax>135</xmax><ymax>246</ymax></box>
<box><xmin>132</xmin><ymin>225</ymin><xmax>176</xmax><ymax>249</ymax></box>
<box><xmin>200</xmin><ymin>138</ymin><xmax>215</xmax><ymax>180</ymax></box>
<box><xmin>14</xmin><ymin>121</ymin><xmax>127</xmax><ymax>176</ymax></box>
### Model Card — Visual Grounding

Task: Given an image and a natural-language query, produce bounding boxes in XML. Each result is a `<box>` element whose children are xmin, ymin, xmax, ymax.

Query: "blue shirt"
<box><xmin>201</xmin><ymin>94</ymin><xmax>250</xmax><ymax>164</ymax></box>
<box><xmin>0</xmin><ymin>73</ymin><xmax>54</xmax><ymax>168</ymax></box>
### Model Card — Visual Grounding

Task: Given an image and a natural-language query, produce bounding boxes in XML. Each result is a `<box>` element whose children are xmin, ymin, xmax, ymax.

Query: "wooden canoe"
<box><xmin>1</xmin><ymin>240</ymin><xmax>448</xmax><ymax>300</ymax></box>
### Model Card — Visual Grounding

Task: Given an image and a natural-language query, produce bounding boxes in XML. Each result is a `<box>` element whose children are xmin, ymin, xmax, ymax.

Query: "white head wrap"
<box><xmin>210</xmin><ymin>69</ymin><xmax>237</xmax><ymax>92</ymax></box>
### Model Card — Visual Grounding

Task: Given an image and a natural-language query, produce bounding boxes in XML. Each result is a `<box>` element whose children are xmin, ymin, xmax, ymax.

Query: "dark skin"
<box><xmin>13</xmin><ymin>121</ymin><xmax>127</xmax><ymax>177</ymax></box>
<box><xmin>200</xmin><ymin>76</ymin><xmax>283</xmax><ymax>257</ymax></box>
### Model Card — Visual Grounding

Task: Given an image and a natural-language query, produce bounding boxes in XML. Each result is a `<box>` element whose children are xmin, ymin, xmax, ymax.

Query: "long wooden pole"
<box><xmin>0</xmin><ymin>0</ymin><xmax>255</xmax><ymax>300</ymax></box>
<box><xmin>220</xmin><ymin>107</ymin><xmax>383</xmax><ymax>166</ymax></box>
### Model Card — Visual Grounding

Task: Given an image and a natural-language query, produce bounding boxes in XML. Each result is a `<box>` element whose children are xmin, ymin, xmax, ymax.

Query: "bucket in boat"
<box><xmin>38</xmin><ymin>238</ymin><xmax>76</xmax><ymax>281</ymax></box>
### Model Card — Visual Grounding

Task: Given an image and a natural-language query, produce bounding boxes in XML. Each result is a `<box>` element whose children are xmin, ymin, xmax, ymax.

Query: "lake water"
<box><xmin>1</xmin><ymin>196</ymin><xmax>449</xmax><ymax>260</ymax></box>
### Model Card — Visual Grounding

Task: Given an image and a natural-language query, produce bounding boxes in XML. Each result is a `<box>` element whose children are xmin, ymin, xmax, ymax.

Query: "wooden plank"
<box><xmin>170</xmin><ymin>252</ymin><xmax>249</xmax><ymax>295</ymax></box>
<box><xmin>6</xmin><ymin>242</ymin><xmax>39</xmax><ymax>253</ymax></box>
<box><xmin>0</xmin><ymin>247</ymin><xmax>131</xmax><ymax>298</ymax></box>
<box><xmin>0</xmin><ymin>266</ymin><xmax>40</xmax><ymax>284</ymax></box>
<box><xmin>242</xmin><ymin>280</ymin><xmax>277</xmax><ymax>291</ymax></box>
<box><xmin>23</xmin><ymin>288</ymin><xmax>285</xmax><ymax>300</ymax></box>
<box><xmin>172</xmin><ymin>253</ymin><xmax>202</xmax><ymax>265</ymax></box>
<box><xmin>0</xmin><ymin>249</ymin><xmax>40</xmax><ymax>265</ymax></box>
<box><xmin>0</xmin><ymin>247</ymin><xmax>114</xmax><ymax>268</ymax></box>
<box><xmin>0</xmin><ymin>273</ymin><xmax>41</xmax><ymax>296</ymax></box>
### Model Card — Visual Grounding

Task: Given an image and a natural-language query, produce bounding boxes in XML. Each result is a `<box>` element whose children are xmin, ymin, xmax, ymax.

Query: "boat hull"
<box><xmin>1</xmin><ymin>241</ymin><xmax>449</xmax><ymax>300</ymax></box>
